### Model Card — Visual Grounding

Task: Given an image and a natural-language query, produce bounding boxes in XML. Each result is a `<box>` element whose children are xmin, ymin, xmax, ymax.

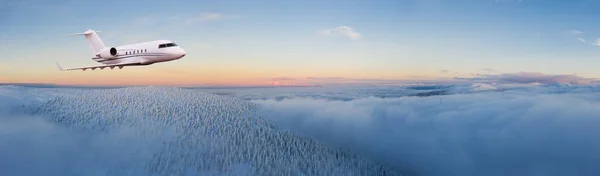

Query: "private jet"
<box><xmin>56</xmin><ymin>29</ymin><xmax>186</xmax><ymax>71</ymax></box>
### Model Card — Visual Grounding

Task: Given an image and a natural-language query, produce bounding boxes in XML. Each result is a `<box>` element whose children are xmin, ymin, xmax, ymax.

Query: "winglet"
<box><xmin>55</xmin><ymin>61</ymin><xmax>65</xmax><ymax>71</ymax></box>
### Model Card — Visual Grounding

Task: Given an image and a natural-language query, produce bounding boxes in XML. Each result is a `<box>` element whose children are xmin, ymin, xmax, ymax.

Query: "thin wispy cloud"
<box><xmin>569</xmin><ymin>30</ymin><xmax>584</xmax><ymax>35</ymax></box>
<box><xmin>457</xmin><ymin>72</ymin><xmax>598</xmax><ymax>85</ymax></box>
<box><xmin>271</xmin><ymin>77</ymin><xmax>298</xmax><ymax>86</ymax></box>
<box><xmin>593</xmin><ymin>39</ymin><xmax>600</xmax><ymax>46</ymax></box>
<box><xmin>306</xmin><ymin>77</ymin><xmax>346</xmax><ymax>80</ymax></box>
<box><xmin>268</xmin><ymin>72</ymin><xmax>600</xmax><ymax>86</ymax></box>
<box><xmin>318</xmin><ymin>26</ymin><xmax>363</xmax><ymax>40</ymax></box>
<box><xmin>568</xmin><ymin>30</ymin><xmax>589</xmax><ymax>45</ymax></box>
<box><xmin>199</xmin><ymin>12</ymin><xmax>224</xmax><ymax>21</ymax></box>
<box><xmin>482</xmin><ymin>68</ymin><xmax>497</xmax><ymax>72</ymax></box>
<box><xmin>272</xmin><ymin>77</ymin><xmax>297</xmax><ymax>81</ymax></box>
<box><xmin>185</xmin><ymin>12</ymin><xmax>232</xmax><ymax>25</ymax></box>
<box><xmin>301</xmin><ymin>77</ymin><xmax>468</xmax><ymax>86</ymax></box>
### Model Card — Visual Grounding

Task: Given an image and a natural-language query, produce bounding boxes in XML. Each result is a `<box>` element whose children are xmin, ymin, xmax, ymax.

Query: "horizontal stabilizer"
<box><xmin>66</xmin><ymin>30</ymin><xmax>101</xmax><ymax>36</ymax></box>
<box><xmin>66</xmin><ymin>29</ymin><xmax>106</xmax><ymax>54</ymax></box>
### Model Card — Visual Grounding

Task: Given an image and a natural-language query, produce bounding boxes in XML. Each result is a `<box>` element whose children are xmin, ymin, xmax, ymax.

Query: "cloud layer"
<box><xmin>0</xmin><ymin>87</ymin><xmax>404</xmax><ymax>176</ymax></box>
<box><xmin>264</xmin><ymin>72</ymin><xmax>599</xmax><ymax>87</ymax></box>
<box><xmin>456</xmin><ymin>72</ymin><xmax>598</xmax><ymax>85</ymax></box>
<box><xmin>253</xmin><ymin>90</ymin><xmax>600</xmax><ymax>176</ymax></box>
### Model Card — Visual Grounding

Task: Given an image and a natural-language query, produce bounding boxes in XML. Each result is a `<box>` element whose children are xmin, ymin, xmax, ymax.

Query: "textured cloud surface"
<box><xmin>2</xmin><ymin>85</ymin><xmax>600</xmax><ymax>176</ymax></box>
<box><xmin>253</xmin><ymin>88</ymin><xmax>600</xmax><ymax>176</ymax></box>
<box><xmin>0</xmin><ymin>86</ymin><xmax>403</xmax><ymax>176</ymax></box>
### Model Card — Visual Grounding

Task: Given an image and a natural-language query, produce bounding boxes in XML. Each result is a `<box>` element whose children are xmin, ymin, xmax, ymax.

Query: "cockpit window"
<box><xmin>158</xmin><ymin>43</ymin><xmax>177</xmax><ymax>48</ymax></box>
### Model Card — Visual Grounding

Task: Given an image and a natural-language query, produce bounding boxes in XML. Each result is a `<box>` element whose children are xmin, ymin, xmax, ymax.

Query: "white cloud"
<box><xmin>569</xmin><ymin>30</ymin><xmax>583</xmax><ymax>35</ymax></box>
<box><xmin>318</xmin><ymin>26</ymin><xmax>363</xmax><ymax>40</ymax></box>
<box><xmin>593</xmin><ymin>39</ymin><xmax>600</xmax><ymax>46</ymax></box>
<box><xmin>568</xmin><ymin>30</ymin><xmax>587</xmax><ymax>44</ymax></box>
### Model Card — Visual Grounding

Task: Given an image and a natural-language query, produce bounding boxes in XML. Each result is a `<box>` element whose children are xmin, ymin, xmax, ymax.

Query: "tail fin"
<box><xmin>55</xmin><ymin>61</ymin><xmax>65</xmax><ymax>71</ymax></box>
<box><xmin>67</xmin><ymin>29</ymin><xmax>106</xmax><ymax>54</ymax></box>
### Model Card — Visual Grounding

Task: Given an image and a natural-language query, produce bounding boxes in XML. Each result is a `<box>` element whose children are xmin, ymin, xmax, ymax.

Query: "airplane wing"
<box><xmin>55</xmin><ymin>61</ymin><xmax>142</xmax><ymax>71</ymax></box>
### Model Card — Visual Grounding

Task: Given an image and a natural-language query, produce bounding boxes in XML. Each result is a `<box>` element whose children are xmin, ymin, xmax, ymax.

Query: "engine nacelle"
<box><xmin>98</xmin><ymin>47</ymin><xmax>119</xmax><ymax>59</ymax></box>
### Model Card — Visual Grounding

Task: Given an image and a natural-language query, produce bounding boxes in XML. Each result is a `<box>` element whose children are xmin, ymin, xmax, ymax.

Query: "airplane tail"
<box><xmin>67</xmin><ymin>29</ymin><xmax>106</xmax><ymax>54</ymax></box>
<box><xmin>55</xmin><ymin>61</ymin><xmax>65</xmax><ymax>71</ymax></box>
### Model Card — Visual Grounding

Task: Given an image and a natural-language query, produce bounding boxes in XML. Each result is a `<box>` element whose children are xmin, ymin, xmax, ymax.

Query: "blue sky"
<box><xmin>2</xmin><ymin>0</ymin><xmax>600</xmax><ymax>85</ymax></box>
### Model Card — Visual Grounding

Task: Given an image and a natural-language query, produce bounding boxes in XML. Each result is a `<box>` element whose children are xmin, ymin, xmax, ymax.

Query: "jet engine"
<box><xmin>98</xmin><ymin>47</ymin><xmax>119</xmax><ymax>59</ymax></box>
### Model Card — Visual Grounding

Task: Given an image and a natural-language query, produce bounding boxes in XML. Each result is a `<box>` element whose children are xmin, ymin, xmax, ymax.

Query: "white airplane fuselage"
<box><xmin>94</xmin><ymin>40</ymin><xmax>186</xmax><ymax>66</ymax></box>
<box><xmin>56</xmin><ymin>29</ymin><xmax>186</xmax><ymax>71</ymax></box>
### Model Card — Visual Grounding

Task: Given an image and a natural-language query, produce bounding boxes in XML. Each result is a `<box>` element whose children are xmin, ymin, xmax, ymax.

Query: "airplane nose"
<box><xmin>175</xmin><ymin>48</ymin><xmax>186</xmax><ymax>57</ymax></box>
